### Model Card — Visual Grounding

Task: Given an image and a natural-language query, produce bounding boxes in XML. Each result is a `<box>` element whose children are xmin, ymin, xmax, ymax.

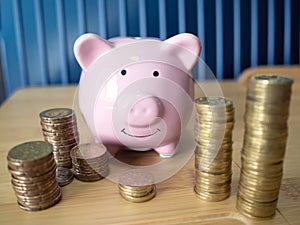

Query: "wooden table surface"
<box><xmin>0</xmin><ymin>81</ymin><xmax>299</xmax><ymax>225</ymax></box>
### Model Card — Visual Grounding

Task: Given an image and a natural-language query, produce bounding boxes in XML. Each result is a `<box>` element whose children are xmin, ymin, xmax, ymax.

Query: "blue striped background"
<box><xmin>0</xmin><ymin>0</ymin><xmax>299</xmax><ymax>101</ymax></box>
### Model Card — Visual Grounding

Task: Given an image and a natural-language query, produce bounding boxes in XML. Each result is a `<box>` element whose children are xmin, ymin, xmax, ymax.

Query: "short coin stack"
<box><xmin>194</xmin><ymin>96</ymin><xmax>234</xmax><ymax>202</ymax></box>
<box><xmin>237</xmin><ymin>75</ymin><xmax>293</xmax><ymax>219</ymax></box>
<box><xmin>70</xmin><ymin>143</ymin><xmax>109</xmax><ymax>182</ymax></box>
<box><xmin>56</xmin><ymin>166</ymin><xmax>74</xmax><ymax>186</ymax></box>
<box><xmin>7</xmin><ymin>141</ymin><xmax>62</xmax><ymax>211</ymax></box>
<box><xmin>118</xmin><ymin>170</ymin><xmax>156</xmax><ymax>203</ymax></box>
<box><xmin>40</xmin><ymin>108</ymin><xmax>79</xmax><ymax>168</ymax></box>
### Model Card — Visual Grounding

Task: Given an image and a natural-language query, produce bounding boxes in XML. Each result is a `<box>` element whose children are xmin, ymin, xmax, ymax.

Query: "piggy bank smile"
<box><xmin>121</xmin><ymin>128</ymin><xmax>161</xmax><ymax>138</ymax></box>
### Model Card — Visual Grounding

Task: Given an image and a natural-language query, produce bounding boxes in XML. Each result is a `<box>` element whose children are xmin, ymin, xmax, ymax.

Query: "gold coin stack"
<box><xmin>70</xmin><ymin>143</ymin><xmax>109</xmax><ymax>182</ymax></box>
<box><xmin>7</xmin><ymin>141</ymin><xmax>61</xmax><ymax>211</ymax></box>
<box><xmin>194</xmin><ymin>96</ymin><xmax>234</xmax><ymax>202</ymax></box>
<box><xmin>118</xmin><ymin>170</ymin><xmax>156</xmax><ymax>203</ymax></box>
<box><xmin>237</xmin><ymin>75</ymin><xmax>293</xmax><ymax>219</ymax></box>
<box><xmin>40</xmin><ymin>108</ymin><xmax>79</xmax><ymax>168</ymax></box>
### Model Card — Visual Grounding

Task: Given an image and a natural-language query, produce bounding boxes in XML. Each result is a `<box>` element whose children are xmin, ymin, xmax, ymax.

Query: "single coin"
<box><xmin>17</xmin><ymin>190</ymin><xmax>62</xmax><ymax>211</ymax></box>
<box><xmin>39</xmin><ymin>108</ymin><xmax>74</xmax><ymax>120</ymax></box>
<box><xmin>195</xmin><ymin>96</ymin><xmax>233</xmax><ymax>108</ymax></box>
<box><xmin>56</xmin><ymin>167</ymin><xmax>74</xmax><ymax>186</ymax></box>
<box><xmin>119</xmin><ymin>169</ymin><xmax>154</xmax><ymax>187</ymax></box>
<box><xmin>74</xmin><ymin>173</ymin><xmax>103</xmax><ymax>182</ymax></box>
<box><xmin>194</xmin><ymin>185</ymin><xmax>230</xmax><ymax>202</ymax></box>
<box><xmin>7</xmin><ymin>141</ymin><xmax>52</xmax><ymax>163</ymax></box>
<box><xmin>70</xmin><ymin>143</ymin><xmax>107</xmax><ymax>160</ymax></box>
<box><xmin>249</xmin><ymin>74</ymin><xmax>293</xmax><ymax>85</ymax></box>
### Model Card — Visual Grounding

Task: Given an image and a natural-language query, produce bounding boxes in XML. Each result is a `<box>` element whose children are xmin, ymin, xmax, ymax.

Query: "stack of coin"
<box><xmin>237</xmin><ymin>75</ymin><xmax>293</xmax><ymax>219</ymax></box>
<box><xmin>7</xmin><ymin>141</ymin><xmax>61</xmax><ymax>211</ymax></box>
<box><xmin>40</xmin><ymin>108</ymin><xmax>79</xmax><ymax>168</ymax></box>
<box><xmin>194</xmin><ymin>96</ymin><xmax>234</xmax><ymax>202</ymax></box>
<box><xmin>118</xmin><ymin>170</ymin><xmax>156</xmax><ymax>203</ymax></box>
<box><xmin>70</xmin><ymin>143</ymin><xmax>109</xmax><ymax>182</ymax></box>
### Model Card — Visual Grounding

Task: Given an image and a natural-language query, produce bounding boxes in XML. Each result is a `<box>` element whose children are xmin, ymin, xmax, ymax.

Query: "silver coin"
<box><xmin>56</xmin><ymin>167</ymin><xmax>74</xmax><ymax>186</ymax></box>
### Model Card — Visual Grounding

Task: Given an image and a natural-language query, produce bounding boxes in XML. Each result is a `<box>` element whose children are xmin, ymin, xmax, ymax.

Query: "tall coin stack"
<box><xmin>7</xmin><ymin>141</ymin><xmax>62</xmax><ymax>211</ymax></box>
<box><xmin>70</xmin><ymin>143</ymin><xmax>109</xmax><ymax>182</ymax></box>
<box><xmin>118</xmin><ymin>170</ymin><xmax>156</xmax><ymax>203</ymax></box>
<box><xmin>194</xmin><ymin>96</ymin><xmax>234</xmax><ymax>202</ymax></box>
<box><xmin>40</xmin><ymin>108</ymin><xmax>79</xmax><ymax>168</ymax></box>
<box><xmin>237</xmin><ymin>75</ymin><xmax>293</xmax><ymax>219</ymax></box>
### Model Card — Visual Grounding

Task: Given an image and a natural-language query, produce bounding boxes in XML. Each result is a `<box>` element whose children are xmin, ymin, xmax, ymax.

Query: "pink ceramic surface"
<box><xmin>74</xmin><ymin>33</ymin><xmax>201</xmax><ymax>158</ymax></box>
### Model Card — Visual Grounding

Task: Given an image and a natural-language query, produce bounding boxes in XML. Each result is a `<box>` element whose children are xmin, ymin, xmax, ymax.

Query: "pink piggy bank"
<box><xmin>74</xmin><ymin>33</ymin><xmax>201</xmax><ymax>158</ymax></box>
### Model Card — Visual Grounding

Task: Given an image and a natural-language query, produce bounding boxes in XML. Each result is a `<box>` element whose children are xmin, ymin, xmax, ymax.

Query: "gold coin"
<box><xmin>249</xmin><ymin>74</ymin><xmax>293</xmax><ymax>85</ymax></box>
<box><xmin>242</xmin><ymin>149</ymin><xmax>285</xmax><ymax>164</ymax></box>
<box><xmin>11</xmin><ymin>176</ymin><xmax>56</xmax><ymax>191</ymax></box>
<box><xmin>8</xmin><ymin>156</ymin><xmax>55</xmax><ymax>171</ymax></box>
<box><xmin>194</xmin><ymin>185</ymin><xmax>230</xmax><ymax>202</ymax></box>
<box><xmin>70</xmin><ymin>143</ymin><xmax>107</xmax><ymax>160</ymax></box>
<box><xmin>74</xmin><ymin>173</ymin><xmax>104</xmax><ymax>182</ymax></box>
<box><xmin>118</xmin><ymin>185</ymin><xmax>154</xmax><ymax>197</ymax></box>
<box><xmin>16</xmin><ymin>184</ymin><xmax>60</xmax><ymax>202</ymax></box>
<box><xmin>195</xmin><ymin>96</ymin><xmax>233</xmax><ymax>108</ymax></box>
<box><xmin>41</xmin><ymin>123</ymin><xmax>77</xmax><ymax>132</ymax></box>
<box><xmin>7</xmin><ymin>141</ymin><xmax>53</xmax><ymax>163</ymax></box>
<box><xmin>238</xmin><ymin>184</ymin><xmax>279</xmax><ymax>203</ymax></box>
<box><xmin>13</xmin><ymin>179</ymin><xmax>59</xmax><ymax>197</ymax></box>
<box><xmin>17</xmin><ymin>189</ymin><xmax>62</xmax><ymax>211</ymax></box>
<box><xmin>236</xmin><ymin>194</ymin><xmax>277</xmax><ymax>219</ymax></box>
<box><xmin>8</xmin><ymin>161</ymin><xmax>57</xmax><ymax>178</ymax></box>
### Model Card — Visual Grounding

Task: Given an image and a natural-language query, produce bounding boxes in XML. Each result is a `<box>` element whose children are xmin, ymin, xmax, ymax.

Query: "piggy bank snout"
<box><xmin>127</xmin><ymin>97</ymin><xmax>163</xmax><ymax>127</ymax></box>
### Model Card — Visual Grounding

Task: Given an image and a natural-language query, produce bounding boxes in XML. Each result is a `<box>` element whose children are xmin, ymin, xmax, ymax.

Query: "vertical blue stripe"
<box><xmin>251</xmin><ymin>0</ymin><xmax>258</xmax><ymax>67</ymax></box>
<box><xmin>139</xmin><ymin>0</ymin><xmax>147</xmax><ymax>37</ymax></box>
<box><xmin>178</xmin><ymin>0</ymin><xmax>186</xmax><ymax>33</ymax></box>
<box><xmin>0</xmin><ymin>38</ymin><xmax>11</xmax><ymax>96</ymax></box>
<box><xmin>233</xmin><ymin>0</ymin><xmax>241</xmax><ymax>79</ymax></box>
<box><xmin>158</xmin><ymin>0</ymin><xmax>167</xmax><ymax>39</ymax></box>
<box><xmin>283</xmin><ymin>0</ymin><xmax>291</xmax><ymax>64</ymax></box>
<box><xmin>77</xmin><ymin>0</ymin><xmax>86</xmax><ymax>34</ymax></box>
<box><xmin>118</xmin><ymin>0</ymin><xmax>127</xmax><ymax>36</ymax></box>
<box><xmin>267</xmin><ymin>0</ymin><xmax>275</xmax><ymax>65</ymax></box>
<box><xmin>0</xmin><ymin>0</ymin><xmax>2</xmax><ymax>32</ymax></box>
<box><xmin>98</xmin><ymin>0</ymin><xmax>107</xmax><ymax>38</ymax></box>
<box><xmin>56</xmin><ymin>0</ymin><xmax>68</xmax><ymax>84</ymax></box>
<box><xmin>12</xmin><ymin>0</ymin><xmax>26</xmax><ymax>87</ymax></box>
<box><xmin>197</xmin><ymin>0</ymin><xmax>205</xmax><ymax>80</ymax></box>
<box><xmin>34</xmin><ymin>0</ymin><xmax>47</xmax><ymax>85</ymax></box>
<box><xmin>197</xmin><ymin>0</ymin><xmax>205</xmax><ymax>61</ymax></box>
<box><xmin>215</xmin><ymin>0</ymin><xmax>223</xmax><ymax>79</ymax></box>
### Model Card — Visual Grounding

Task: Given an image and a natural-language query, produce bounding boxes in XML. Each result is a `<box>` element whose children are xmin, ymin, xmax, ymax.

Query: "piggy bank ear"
<box><xmin>74</xmin><ymin>33</ymin><xmax>113</xmax><ymax>71</ymax></box>
<box><xmin>165</xmin><ymin>33</ymin><xmax>201</xmax><ymax>70</ymax></box>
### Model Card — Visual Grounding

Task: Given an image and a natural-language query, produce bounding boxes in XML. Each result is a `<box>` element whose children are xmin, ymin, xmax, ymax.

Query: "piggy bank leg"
<box><xmin>105</xmin><ymin>145</ymin><xmax>121</xmax><ymax>157</ymax></box>
<box><xmin>155</xmin><ymin>141</ymin><xmax>178</xmax><ymax>158</ymax></box>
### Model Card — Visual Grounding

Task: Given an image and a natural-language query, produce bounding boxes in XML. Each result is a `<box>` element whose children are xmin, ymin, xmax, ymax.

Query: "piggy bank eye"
<box><xmin>153</xmin><ymin>71</ymin><xmax>159</xmax><ymax>77</ymax></box>
<box><xmin>121</xmin><ymin>70</ymin><xmax>127</xmax><ymax>75</ymax></box>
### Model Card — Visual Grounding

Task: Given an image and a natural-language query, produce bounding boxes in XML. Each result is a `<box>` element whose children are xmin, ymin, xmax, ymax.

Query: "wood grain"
<box><xmin>0</xmin><ymin>80</ymin><xmax>299</xmax><ymax>225</ymax></box>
